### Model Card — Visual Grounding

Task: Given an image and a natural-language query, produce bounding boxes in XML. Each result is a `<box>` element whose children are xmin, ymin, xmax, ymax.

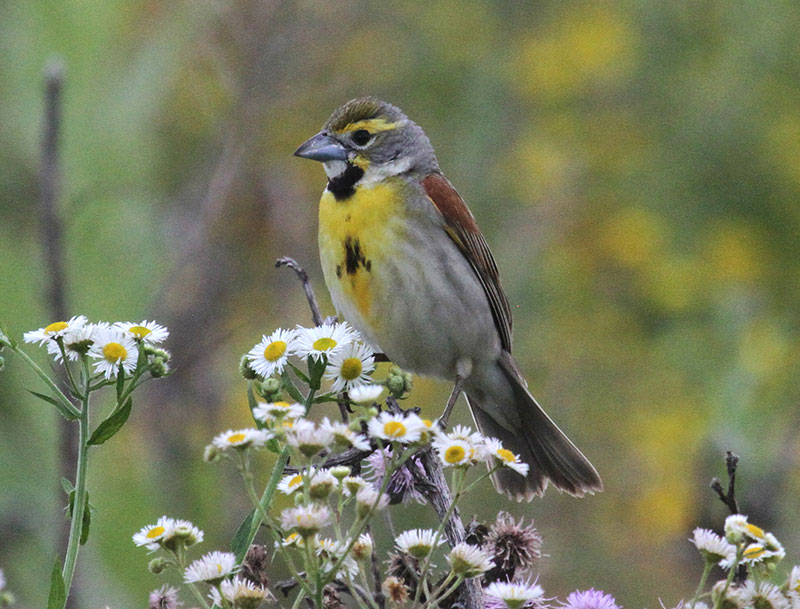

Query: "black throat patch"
<box><xmin>327</xmin><ymin>163</ymin><xmax>365</xmax><ymax>201</ymax></box>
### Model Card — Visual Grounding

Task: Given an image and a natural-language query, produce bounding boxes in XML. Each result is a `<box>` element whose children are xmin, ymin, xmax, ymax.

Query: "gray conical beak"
<box><xmin>294</xmin><ymin>132</ymin><xmax>348</xmax><ymax>162</ymax></box>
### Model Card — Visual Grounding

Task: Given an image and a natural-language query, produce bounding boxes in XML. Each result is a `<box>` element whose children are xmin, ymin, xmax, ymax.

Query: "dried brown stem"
<box><xmin>275</xmin><ymin>257</ymin><xmax>324</xmax><ymax>327</ymax></box>
<box><xmin>710</xmin><ymin>451</ymin><xmax>740</xmax><ymax>515</ymax></box>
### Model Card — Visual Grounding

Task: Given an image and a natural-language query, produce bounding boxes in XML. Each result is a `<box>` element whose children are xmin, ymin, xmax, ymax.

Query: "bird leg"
<box><xmin>439</xmin><ymin>358</ymin><xmax>472</xmax><ymax>428</ymax></box>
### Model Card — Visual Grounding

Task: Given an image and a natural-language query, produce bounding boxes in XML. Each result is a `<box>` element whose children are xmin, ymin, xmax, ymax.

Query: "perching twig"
<box><xmin>710</xmin><ymin>451</ymin><xmax>740</xmax><ymax>515</ymax></box>
<box><xmin>275</xmin><ymin>257</ymin><xmax>324</xmax><ymax>327</ymax></box>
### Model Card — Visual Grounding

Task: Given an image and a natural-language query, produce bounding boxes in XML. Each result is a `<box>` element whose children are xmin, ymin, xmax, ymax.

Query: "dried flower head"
<box><xmin>484</xmin><ymin>512</ymin><xmax>542</xmax><ymax>583</ymax></box>
<box><xmin>383</xmin><ymin>576</ymin><xmax>410</xmax><ymax>605</ymax></box>
<box><xmin>367</xmin><ymin>448</ymin><xmax>427</xmax><ymax>505</ymax></box>
<box><xmin>240</xmin><ymin>544</ymin><xmax>271</xmax><ymax>589</ymax></box>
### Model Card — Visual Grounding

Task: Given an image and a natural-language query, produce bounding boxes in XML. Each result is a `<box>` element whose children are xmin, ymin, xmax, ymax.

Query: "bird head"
<box><xmin>295</xmin><ymin>97</ymin><xmax>438</xmax><ymax>185</ymax></box>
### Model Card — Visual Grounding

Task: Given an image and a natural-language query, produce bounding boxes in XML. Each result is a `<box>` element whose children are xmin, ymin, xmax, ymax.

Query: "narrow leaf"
<box><xmin>115</xmin><ymin>365</ymin><xmax>125</xmax><ymax>400</ymax></box>
<box><xmin>80</xmin><ymin>492</ymin><xmax>91</xmax><ymax>545</ymax></box>
<box><xmin>231</xmin><ymin>509</ymin><xmax>256</xmax><ymax>562</ymax></box>
<box><xmin>25</xmin><ymin>388</ymin><xmax>78</xmax><ymax>420</ymax></box>
<box><xmin>281</xmin><ymin>369</ymin><xmax>305</xmax><ymax>404</ymax></box>
<box><xmin>60</xmin><ymin>477</ymin><xmax>74</xmax><ymax>495</ymax></box>
<box><xmin>47</xmin><ymin>556</ymin><xmax>66</xmax><ymax>609</ymax></box>
<box><xmin>87</xmin><ymin>398</ymin><xmax>132</xmax><ymax>446</ymax></box>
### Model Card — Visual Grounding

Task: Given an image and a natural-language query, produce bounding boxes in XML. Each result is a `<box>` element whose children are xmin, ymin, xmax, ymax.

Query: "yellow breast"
<box><xmin>318</xmin><ymin>180</ymin><xmax>405</xmax><ymax>322</ymax></box>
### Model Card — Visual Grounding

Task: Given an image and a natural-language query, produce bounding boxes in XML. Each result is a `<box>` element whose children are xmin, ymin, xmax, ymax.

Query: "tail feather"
<box><xmin>465</xmin><ymin>352</ymin><xmax>602</xmax><ymax>501</ymax></box>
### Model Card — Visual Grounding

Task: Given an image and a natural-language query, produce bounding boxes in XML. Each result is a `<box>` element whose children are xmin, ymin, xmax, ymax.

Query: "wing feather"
<box><xmin>422</xmin><ymin>173</ymin><xmax>513</xmax><ymax>352</ymax></box>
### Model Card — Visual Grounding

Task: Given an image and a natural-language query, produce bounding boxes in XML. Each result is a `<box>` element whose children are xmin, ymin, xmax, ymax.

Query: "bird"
<box><xmin>294</xmin><ymin>97</ymin><xmax>602</xmax><ymax>501</ymax></box>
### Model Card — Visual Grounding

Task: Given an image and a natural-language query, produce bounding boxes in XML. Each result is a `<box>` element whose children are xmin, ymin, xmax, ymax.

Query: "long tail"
<box><xmin>464</xmin><ymin>352</ymin><xmax>602</xmax><ymax>501</ymax></box>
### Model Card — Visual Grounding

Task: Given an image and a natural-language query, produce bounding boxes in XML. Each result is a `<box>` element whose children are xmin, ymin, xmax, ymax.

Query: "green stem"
<box><xmin>61</xmin><ymin>359</ymin><xmax>92</xmax><ymax>597</ymax></box>
<box><xmin>712</xmin><ymin>548</ymin><xmax>742</xmax><ymax>609</ymax></box>
<box><xmin>690</xmin><ymin>561</ymin><xmax>713</xmax><ymax>609</ymax></box>
<box><xmin>174</xmin><ymin>549</ymin><xmax>211</xmax><ymax>609</ymax></box>
<box><xmin>187</xmin><ymin>582</ymin><xmax>211</xmax><ymax>609</ymax></box>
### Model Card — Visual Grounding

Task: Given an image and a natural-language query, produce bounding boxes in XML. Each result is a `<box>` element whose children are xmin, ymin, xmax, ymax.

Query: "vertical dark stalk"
<box><xmin>39</xmin><ymin>57</ymin><xmax>79</xmax><ymax>609</ymax></box>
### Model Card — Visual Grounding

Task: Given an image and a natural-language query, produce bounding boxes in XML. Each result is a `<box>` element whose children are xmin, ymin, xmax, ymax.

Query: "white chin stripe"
<box><xmin>323</xmin><ymin>161</ymin><xmax>348</xmax><ymax>179</ymax></box>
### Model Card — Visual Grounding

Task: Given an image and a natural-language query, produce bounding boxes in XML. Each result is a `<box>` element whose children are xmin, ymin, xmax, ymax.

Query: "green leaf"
<box><xmin>265</xmin><ymin>437</ymin><xmax>281</xmax><ymax>454</ymax></box>
<box><xmin>281</xmin><ymin>369</ymin><xmax>305</xmax><ymax>404</ymax></box>
<box><xmin>61</xmin><ymin>477</ymin><xmax>74</xmax><ymax>495</ymax></box>
<box><xmin>47</xmin><ymin>556</ymin><xmax>66</xmax><ymax>609</ymax></box>
<box><xmin>115</xmin><ymin>365</ymin><xmax>125</xmax><ymax>400</ymax></box>
<box><xmin>231</xmin><ymin>509</ymin><xmax>256</xmax><ymax>562</ymax></box>
<box><xmin>80</xmin><ymin>492</ymin><xmax>91</xmax><ymax>545</ymax></box>
<box><xmin>308</xmin><ymin>355</ymin><xmax>326</xmax><ymax>391</ymax></box>
<box><xmin>87</xmin><ymin>398</ymin><xmax>132</xmax><ymax>446</ymax></box>
<box><xmin>287</xmin><ymin>361</ymin><xmax>310</xmax><ymax>384</ymax></box>
<box><xmin>25</xmin><ymin>388</ymin><xmax>78</xmax><ymax>420</ymax></box>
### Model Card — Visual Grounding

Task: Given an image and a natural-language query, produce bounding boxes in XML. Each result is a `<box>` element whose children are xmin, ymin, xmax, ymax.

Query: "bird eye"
<box><xmin>351</xmin><ymin>129</ymin><xmax>372</xmax><ymax>146</ymax></box>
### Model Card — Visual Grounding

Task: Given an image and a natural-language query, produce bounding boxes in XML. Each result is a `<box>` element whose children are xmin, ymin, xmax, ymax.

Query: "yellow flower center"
<box><xmin>445</xmin><ymin>445</ymin><xmax>466</xmax><ymax>464</ymax></box>
<box><xmin>422</xmin><ymin>419</ymin><xmax>433</xmax><ymax>428</ymax></box>
<box><xmin>264</xmin><ymin>340</ymin><xmax>287</xmax><ymax>361</ymax></box>
<box><xmin>745</xmin><ymin>523</ymin><xmax>765</xmax><ymax>539</ymax></box>
<box><xmin>340</xmin><ymin>357</ymin><xmax>363</xmax><ymax>380</ymax></box>
<box><xmin>227</xmin><ymin>433</ymin><xmax>247</xmax><ymax>444</ymax></box>
<box><xmin>274</xmin><ymin>401</ymin><xmax>290</xmax><ymax>407</ymax></box>
<box><xmin>744</xmin><ymin>545</ymin><xmax>766</xmax><ymax>559</ymax></box>
<box><xmin>103</xmin><ymin>342</ymin><xmax>127</xmax><ymax>363</ymax></box>
<box><xmin>313</xmin><ymin>337</ymin><xmax>337</xmax><ymax>351</ymax></box>
<box><xmin>146</xmin><ymin>526</ymin><xmax>165</xmax><ymax>539</ymax></box>
<box><xmin>45</xmin><ymin>321</ymin><xmax>69</xmax><ymax>334</ymax></box>
<box><xmin>289</xmin><ymin>474</ymin><xmax>303</xmax><ymax>488</ymax></box>
<box><xmin>129</xmin><ymin>325</ymin><xmax>152</xmax><ymax>339</ymax></box>
<box><xmin>216</xmin><ymin>563</ymin><xmax>223</xmax><ymax>573</ymax></box>
<box><xmin>383</xmin><ymin>421</ymin><xmax>407</xmax><ymax>438</ymax></box>
<box><xmin>497</xmin><ymin>448</ymin><xmax>516</xmax><ymax>463</ymax></box>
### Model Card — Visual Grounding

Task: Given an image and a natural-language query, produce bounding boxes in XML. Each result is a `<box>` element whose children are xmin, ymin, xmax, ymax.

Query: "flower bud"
<box><xmin>149</xmin><ymin>357</ymin><xmax>169</xmax><ymax>378</ymax></box>
<box><xmin>148</xmin><ymin>557</ymin><xmax>169</xmax><ymax>574</ymax></box>
<box><xmin>256</xmin><ymin>377</ymin><xmax>282</xmax><ymax>402</ymax></box>
<box><xmin>203</xmin><ymin>444</ymin><xmax>220</xmax><ymax>462</ymax></box>
<box><xmin>240</xmin><ymin>355</ymin><xmax>259</xmax><ymax>380</ymax></box>
<box><xmin>385</xmin><ymin>366</ymin><xmax>413</xmax><ymax>398</ymax></box>
<box><xmin>330</xmin><ymin>466</ymin><xmax>351</xmax><ymax>480</ymax></box>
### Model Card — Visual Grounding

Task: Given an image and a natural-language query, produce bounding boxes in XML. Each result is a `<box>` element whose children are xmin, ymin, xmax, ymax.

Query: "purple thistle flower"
<box><xmin>561</xmin><ymin>589</ymin><xmax>620</xmax><ymax>609</ymax></box>
<box><xmin>367</xmin><ymin>447</ymin><xmax>427</xmax><ymax>505</ymax></box>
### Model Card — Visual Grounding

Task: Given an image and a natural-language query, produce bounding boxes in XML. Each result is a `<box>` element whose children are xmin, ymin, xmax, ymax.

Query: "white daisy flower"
<box><xmin>279</xmin><ymin>532</ymin><xmax>305</xmax><ymax>548</ymax></box>
<box><xmin>115</xmin><ymin>320</ymin><xmax>169</xmax><ymax>344</ymax></box>
<box><xmin>247</xmin><ymin>328</ymin><xmax>297</xmax><ymax>378</ymax></box>
<box><xmin>294</xmin><ymin>322</ymin><xmax>358</xmax><ymax>360</ymax></box>
<box><xmin>447</xmin><ymin>542</ymin><xmax>494</xmax><ymax>578</ymax></box>
<box><xmin>309</xmin><ymin>468</ymin><xmax>338</xmax><ymax>499</ymax></box>
<box><xmin>483</xmin><ymin>438</ymin><xmax>530</xmax><ymax>476</ymax></box>
<box><xmin>253</xmin><ymin>400</ymin><xmax>306</xmax><ymax>424</ymax></box>
<box><xmin>395</xmin><ymin>529</ymin><xmax>444</xmax><ymax>559</ymax></box>
<box><xmin>448</xmin><ymin>424</ymin><xmax>485</xmax><ymax>446</ymax></box>
<box><xmin>210</xmin><ymin>576</ymin><xmax>272</xmax><ymax>608</ymax></box>
<box><xmin>735</xmin><ymin>581</ymin><xmax>789</xmax><ymax>609</ymax></box>
<box><xmin>45</xmin><ymin>322</ymin><xmax>98</xmax><ymax>362</ymax></box>
<box><xmin>691</xmin><ymin>528</ymin><xmax>736</xmax><ymax>565</ymax></box>
<box><xmin>724</xmin><ymin>514</ymin><xmax>764</xmax><ymax>544</ymax></box>
<box><xmin>315</xmin><ymin>538</ymin><xmax>360</xmax><ymax>579</ymax></box>
<box><xmin>171</xmin><ymin>519</ymin><xmax>204</xmax><ymax>547</ymax></box>
<box><xmin>342</xmin><ymin>475</ymin><xmax>368</xmax><ymax>496</ymax></box>
<box><xmin>23</xmin><ymin>315</ymin><xmax>88</xmax><ymax>346</ymax></box>
<box><xmin>132</xmin><ymin>516</ymin><xmax>175</xmax><ymax>551</ymax></box>
<box><xmin>285</xmin><ymin>421</ymin><xmax>334</xmax><ymax>457</ymax></box>
<box><xmin>211</xmin><ymin>428</ymin><xmax>273</xmax><ymax>451</ymax></box>
<box><xmin>787</xmin><ymin>565</ymin><xmax>800</xmax><ymax>596</ymax></box>
<box><xmin>88</xmin><ymin>326</ymin><xmax>139</xmax><ymax>379</ymax></box>
<box><xmin>355</xmin><ymin>486</ymin><xmax>389</xmax><ymax>518</ymax></box>
<box><xmin>348</xmin><ymin>383</ymin><xmax>385</xmax><ymax>404</ymax></box>
<box><xmin>351</xmin><ymin>533</ymin><xmax>373</xmax><ymax>562</ymax></box>
<box><xmin>434</xmin><ymin>437</ymin><xmax>475</xmax><ymax>468</ymax></box>
<box><xmin>184</xmin><ymin>551</ymin><xmax>236</xmax><ymax>584</ymax></box>
<box><xmin>277</xmin><ymin>471</ymin><xmax>306</xmax><ymax>495</ymax></box>
<box><xmin>483</xmin><ymin>580</ymin><xmax>545</xmax><ymax>609</ymax></box>
<box><xmin>324</xmin><ymin>342</ymin><xmax>375</xmax><ymax>393</ymax></box>
<box><xmin>367</xmin><ymin>412</ymin><xmax>426</xmax><ymax>444</ymax></box>
<box><xmin>280</xmin><ymin>504</ymin><xmax>331</xmax><ymax>537</ymax></box>
<box><xmin>320</xmin><ymin>417</ymin><xmax>371</xmax><ymax>451</ymax></box>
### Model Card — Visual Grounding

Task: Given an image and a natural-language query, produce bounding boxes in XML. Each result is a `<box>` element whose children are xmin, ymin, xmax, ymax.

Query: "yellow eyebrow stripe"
<box><xmin>336</xmin><ymin>118</ymin><xmax>399</xmax><ymax>134</ymax></box>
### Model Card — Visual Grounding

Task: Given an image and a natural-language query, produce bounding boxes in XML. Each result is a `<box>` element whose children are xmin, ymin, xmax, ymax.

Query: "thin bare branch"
<box><xmin>275</xmin><ymin>257</ymin><xmax>324</xmax><ymax>326</ymax></box>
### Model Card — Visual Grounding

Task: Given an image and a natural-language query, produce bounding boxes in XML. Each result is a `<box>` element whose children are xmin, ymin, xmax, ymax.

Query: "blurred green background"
<box><xmin>2</xmin><ymin>1</ymin><xmax>799</xmax><ymax>607</ymax></box>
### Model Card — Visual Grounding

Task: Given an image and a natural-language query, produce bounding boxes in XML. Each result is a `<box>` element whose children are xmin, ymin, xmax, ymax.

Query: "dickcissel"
<box><xmin>295</xmin><ymin>97</ymin><xmax>602</xmax><ymax>501</ymax></box>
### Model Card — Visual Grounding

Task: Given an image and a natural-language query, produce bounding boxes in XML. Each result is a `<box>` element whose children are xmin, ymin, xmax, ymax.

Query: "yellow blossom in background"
<box><xmin>599</xmin><ymin>207</ymin><xmax>667</xmax><ymax>269</ymax></box>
